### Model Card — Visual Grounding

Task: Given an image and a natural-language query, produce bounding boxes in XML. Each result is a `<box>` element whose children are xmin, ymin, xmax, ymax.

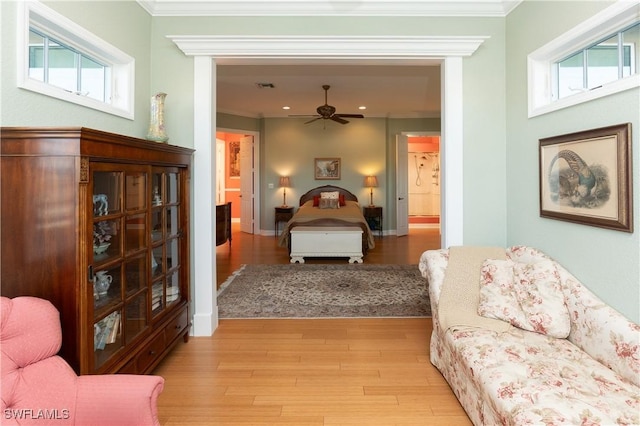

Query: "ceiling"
<box><xmin>217</xmin><ymin>64</ymin><xmax>441</xmax><ymax>119</ymax></box>
<box><xmin>138</xmin><ymin>0</ymin><xmax>521</xmax><ymax>121</ymax></box>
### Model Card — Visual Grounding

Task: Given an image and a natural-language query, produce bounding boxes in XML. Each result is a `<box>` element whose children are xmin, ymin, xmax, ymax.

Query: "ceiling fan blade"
<box><xmin>335</xmin><ymin>114</ymin><xmax>364</xmax><ymax>119</ymax></box>
<box><xmin>304</xmin><ymin>117</ymin><xmax>322</xmax><ymax>124</ymax></box>
<box><xmin>330</xmin><ymin>116</ymin><xmax>349</xmax><ymax>124</ymax></box>
<box><xmin>289</xmin><ymin>114</ymin><xmax>319</xmax><ymax>117</ymax></box>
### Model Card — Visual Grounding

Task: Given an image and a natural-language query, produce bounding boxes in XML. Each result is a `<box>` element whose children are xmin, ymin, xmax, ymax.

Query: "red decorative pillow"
<box><xmin>338</xmin><ymin>194</ymin><xmax>346</xmax><ymax>206</ymax></box>
<box><xmin>313</xmin><ymin>195</ymin><xmax>320</xmax><ymax>207</ymax></box>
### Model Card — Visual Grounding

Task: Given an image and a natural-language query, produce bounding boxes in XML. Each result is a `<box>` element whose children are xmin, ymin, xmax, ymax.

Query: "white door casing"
<box><xmin>191</xmin><ymin>55</ymin><xmax>216</xmax><ymax>337</ymax></box>
<box><xmin>175</xmin><ymin>36</ymin><xmax>481</xmax><ymax>336</ymax></box>
<box><xmin>239</xmin><ymin>135</ymin><xmax>254</xmax><ymax>233</ymax></box>
<box><xmin>396</xmin><ymin>134</ymin><xmax>409</xmax><ymax>237</ymax></box>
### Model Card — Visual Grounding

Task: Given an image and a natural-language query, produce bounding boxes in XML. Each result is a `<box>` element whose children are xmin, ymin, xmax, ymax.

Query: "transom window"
<box><xmin>555</xmin><ymin>22</ymin><xmax>639</xmax><ymax>100</ymax></box>
<box><xmin>528</xmin><ymin>2</ymin><xmax>640</xmax><ymax>117</ymax></box>
<box><xmin>28</xmin><ymin>28</ymin><xmax>111</xmax><ymax>103</ymax></box>
<box><xmin>18</xmin><ymin>1</ymin><xmax>135</xmax><ymax>119</ymax></box>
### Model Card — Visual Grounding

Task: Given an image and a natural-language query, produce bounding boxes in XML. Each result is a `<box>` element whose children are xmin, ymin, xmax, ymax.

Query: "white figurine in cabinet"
<box><xmin>152</xmin><ymin>186</ymin><xmax>162</xmax><ymax>206</ymax></box>
<box><xmin>93</xmin><ymin>194</ymin><xmax>108</xmax><ymax>216</ymax></box>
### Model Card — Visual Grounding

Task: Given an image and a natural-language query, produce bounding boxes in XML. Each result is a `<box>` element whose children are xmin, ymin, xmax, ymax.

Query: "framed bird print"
<box><xmin>539</xmin><ymin>123</ymin><xmax>632</xmax><ymax>232</ymax></box>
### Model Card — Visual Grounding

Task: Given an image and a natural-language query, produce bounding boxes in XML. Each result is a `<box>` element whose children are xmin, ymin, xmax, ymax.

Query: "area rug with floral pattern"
<box><xmin>217</xmin><ymin>263</ymin><xmax>430</xmax><ymax>318</ymax></box>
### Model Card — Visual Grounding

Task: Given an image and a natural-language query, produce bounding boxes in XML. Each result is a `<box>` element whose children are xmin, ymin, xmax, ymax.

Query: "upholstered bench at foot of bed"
<box><xmin>290</xmin><ymin>226</ymin><xmax>363</xmax><ymax>263</ymax></box>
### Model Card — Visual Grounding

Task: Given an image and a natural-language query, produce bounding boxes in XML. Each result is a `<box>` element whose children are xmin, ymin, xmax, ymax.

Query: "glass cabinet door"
<box><xmin>91</xmin><ymin>165</ymin><xmax>151</xmax><ymax>371</ymax></box>
<box><xmin>92</xmin><ymin>170</ymin><xmax>124</xmax><ymax>369</ymax></box>
<box><xmin>150</xmin><ymin>169</ymin><xmax>183</xmax><ymax>318</ymax></box>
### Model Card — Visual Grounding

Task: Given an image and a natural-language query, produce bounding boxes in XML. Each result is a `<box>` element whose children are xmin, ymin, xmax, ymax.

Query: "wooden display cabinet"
<box><xmin>1</xmin><ymin>127</ymin><xmax>193</xmax><ymax>375</ymax></box>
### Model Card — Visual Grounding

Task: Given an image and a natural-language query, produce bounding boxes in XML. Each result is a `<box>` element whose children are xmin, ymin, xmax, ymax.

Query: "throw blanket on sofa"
<box><xmin>439</xmin><ymin>246</ymin><xmax>512</xmax><ymax>333</ymax></box>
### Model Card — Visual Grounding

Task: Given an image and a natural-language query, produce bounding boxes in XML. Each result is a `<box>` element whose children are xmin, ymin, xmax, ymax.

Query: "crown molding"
<box><xmin>167</xmin><ymin>35</ymin><xmax>489</xmax><ymax>61</ymax></box>
<box><xmin>137</xmin><ymin>0</ymin><xmax>522</xmax><ymax>17</ymax></box>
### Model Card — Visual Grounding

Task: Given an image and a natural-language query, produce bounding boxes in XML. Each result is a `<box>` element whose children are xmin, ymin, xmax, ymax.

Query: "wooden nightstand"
<box><xmin>363</xmin><ymin>206</ymin><xmax>383</xmax><ymax>238</ymax></box>
<box><xmin>275</xmin><ymin>206</ymin><xmax>294</xmax><ymax>237</ymax></box>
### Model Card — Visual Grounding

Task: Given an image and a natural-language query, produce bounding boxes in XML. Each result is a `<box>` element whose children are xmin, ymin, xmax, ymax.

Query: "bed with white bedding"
<box><xmin>277</xmin><ymin>185</ymin><xmax>375</xmax><ymax>256</ymax></box>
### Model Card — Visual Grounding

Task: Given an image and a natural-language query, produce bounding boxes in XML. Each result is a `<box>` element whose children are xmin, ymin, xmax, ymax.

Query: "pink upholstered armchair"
<box><xmin>1</xmin><ymin>296</ymin><xmax>164</xmax><ymax>425</ymax></box>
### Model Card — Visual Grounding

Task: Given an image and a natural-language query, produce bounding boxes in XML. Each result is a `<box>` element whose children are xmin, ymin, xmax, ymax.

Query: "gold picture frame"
<box><xmin>314</xmin><ymin>158</ymin><xmax>341</xmax><ymax>180</ymax></box>
<box><xmin>229</xmin><ymin>141</ymin><xmax>240</xmax><ymax>178</ymax></box>
<box><xmin>539</xmin><ymin>123</ymin><xmax>632</xmax><ymax>232</ymax></box>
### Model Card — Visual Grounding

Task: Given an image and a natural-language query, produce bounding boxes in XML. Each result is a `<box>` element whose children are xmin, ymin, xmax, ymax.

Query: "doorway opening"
<box><xmin>215</xmin><ymin>129</ymin><xmax>259</xmax><ymax>235</ymax></box>
<box><xmin>408</xmin><ymin>135</ymin><xmax>440</xmax><ymax>229</ymax></box>
<box><xmin>215</xmin><ymin>131</ymin><xmax>241</xmax><ymax>222</ymax></box>
<box><xmin>179</xmin><ymin>36</ymin><xmax>478</xmax><ymax>335</ymax></box>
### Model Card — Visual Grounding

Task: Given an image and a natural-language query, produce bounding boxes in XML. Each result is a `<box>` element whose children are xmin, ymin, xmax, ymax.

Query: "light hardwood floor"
<box><xmin>154</xmin><ymin>225</ymin><xmax>472</xmax><ymax>425</ymax></box>
<box><xmin>215</xmin><ymin>225</ymin><xmax>442</xmax><ymax>289</ymax></box>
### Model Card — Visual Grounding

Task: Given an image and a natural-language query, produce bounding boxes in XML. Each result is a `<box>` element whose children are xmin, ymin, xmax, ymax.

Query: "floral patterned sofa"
<box><xmin>419</xmin><ymin>245</ymin><xmax>640</xmax><ymax>426</ymax></box>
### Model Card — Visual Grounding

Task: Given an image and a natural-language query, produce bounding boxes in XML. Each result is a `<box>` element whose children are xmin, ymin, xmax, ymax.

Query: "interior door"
<box><xmin>239</xmin><ymin>135</ymin><xmax>254</xmax><ymax>234</ymax></box>
<box><xmin>396</xmin><ymin>134</ymin><xmax>409</xmax><ymax>237</ymax></box>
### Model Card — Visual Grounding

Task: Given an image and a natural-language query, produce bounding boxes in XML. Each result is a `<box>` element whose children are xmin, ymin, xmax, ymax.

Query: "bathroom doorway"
<box><xmin>408</xmin><ymin>136</ymin><xmax>440</xmax><ymax>228</ymax></box>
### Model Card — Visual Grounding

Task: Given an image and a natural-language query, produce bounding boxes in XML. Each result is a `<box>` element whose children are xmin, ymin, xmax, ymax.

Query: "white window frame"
<box><xmin>527</xmin><ymin>1</ymin><xmax>640</xmax><ymax>118</ymax></box>
<box><xmin>17</xmin><ymin>0</ymin><xmax>135</xmax><ymax>119</ymax></box>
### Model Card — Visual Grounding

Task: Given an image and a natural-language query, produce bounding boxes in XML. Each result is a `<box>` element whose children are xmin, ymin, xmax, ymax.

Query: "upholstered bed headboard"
<box><xmin>298</xmin><ymin>185</ymin><xmax>359</xmax><ymax>206</ymax></box>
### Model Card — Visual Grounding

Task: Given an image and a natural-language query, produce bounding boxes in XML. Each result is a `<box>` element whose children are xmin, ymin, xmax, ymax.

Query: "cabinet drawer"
<box><xmin>119</xmin><ymin>357</ymin><xmax>138</xmax><ymax>374</ymax></box>
<box><xmin>165</xmin><ymin>307</ymin><xmax>189</xmax><ymax>343</ymax></box>
<box><xmin>136</xmin><ymin>332</ymin><xmax>165</xmax><ymax>373</ymax></box>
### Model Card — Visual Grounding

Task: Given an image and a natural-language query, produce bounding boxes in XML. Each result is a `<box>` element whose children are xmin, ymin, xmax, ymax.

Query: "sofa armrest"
<box><xmin>418</xmin><ymin>249</ymin><xmax>449</xmax><ymax>305</ymax></box>
<box><xmin>74</xmin><ymin>375</ymin><xmax>164</xmax><ymax>426</ymax></box>
<box><xmin>560</xmin><ymin>266</ymin><xmax>640</xmax><ymax>387</ymax></box>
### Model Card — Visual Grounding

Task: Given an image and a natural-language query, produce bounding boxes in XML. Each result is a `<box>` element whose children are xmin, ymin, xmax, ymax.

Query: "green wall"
<box><xmin>0</xmin><ymin>1</ymin><xmax>153</xmax><ymax>137</ymax></box>
<box><xmin>262</xmin><ymin>118</ymin><xmax>387</xmax><ymax>227</ymax></box>
<box><xmin>506</xmin><ymin>1</ymin><xmax>640</xmax><ymax>322</ymax></box>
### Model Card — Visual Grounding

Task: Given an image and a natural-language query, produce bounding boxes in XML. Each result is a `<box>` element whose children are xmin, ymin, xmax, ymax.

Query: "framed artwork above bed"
<box><xmin>314</xmin><ymin>158</ymin><xmax>341</xmax><ymax>180</ymax></box>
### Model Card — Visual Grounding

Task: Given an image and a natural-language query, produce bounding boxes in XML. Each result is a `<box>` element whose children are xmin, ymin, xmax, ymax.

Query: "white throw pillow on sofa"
<box><xmin>478</xmin><ymin>259</ymin><xmax>571</xmax><ymax>338</ymax></box>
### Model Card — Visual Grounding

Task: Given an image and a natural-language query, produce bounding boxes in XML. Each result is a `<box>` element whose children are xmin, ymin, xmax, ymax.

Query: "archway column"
<box><xmin>441</xmin><ymin>56</ymin><xmax>464</xmax><ymax>248</ymax></box>
<box><xmin>191</xmin><ymin>56</ymin><xmax>217</xmax><ymax>336</ymax></box>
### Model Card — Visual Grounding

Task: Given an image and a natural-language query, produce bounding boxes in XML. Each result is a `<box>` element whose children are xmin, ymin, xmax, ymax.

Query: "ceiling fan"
<box><xmin>291</xmin><ymin>85</ymin><xmax>364</xmax><ymax>125</ymax></box>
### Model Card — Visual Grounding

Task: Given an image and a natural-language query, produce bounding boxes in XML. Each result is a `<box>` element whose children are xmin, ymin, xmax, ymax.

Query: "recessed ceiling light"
<box><xmin>358</xmin><ymin>106</ymin><xmax>367</xmax><ymax>110</ymax></box>
<box><xmin>282</xmin><ymin>106</ymin><xmax>290</xmax><ymax>110</ymax></box>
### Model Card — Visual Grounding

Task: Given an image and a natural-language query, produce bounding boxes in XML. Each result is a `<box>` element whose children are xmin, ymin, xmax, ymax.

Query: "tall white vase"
<box><xmin>146</xmin><ymin>92</ymin><xmax>169</xmax><ymax>142</ymax></box>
